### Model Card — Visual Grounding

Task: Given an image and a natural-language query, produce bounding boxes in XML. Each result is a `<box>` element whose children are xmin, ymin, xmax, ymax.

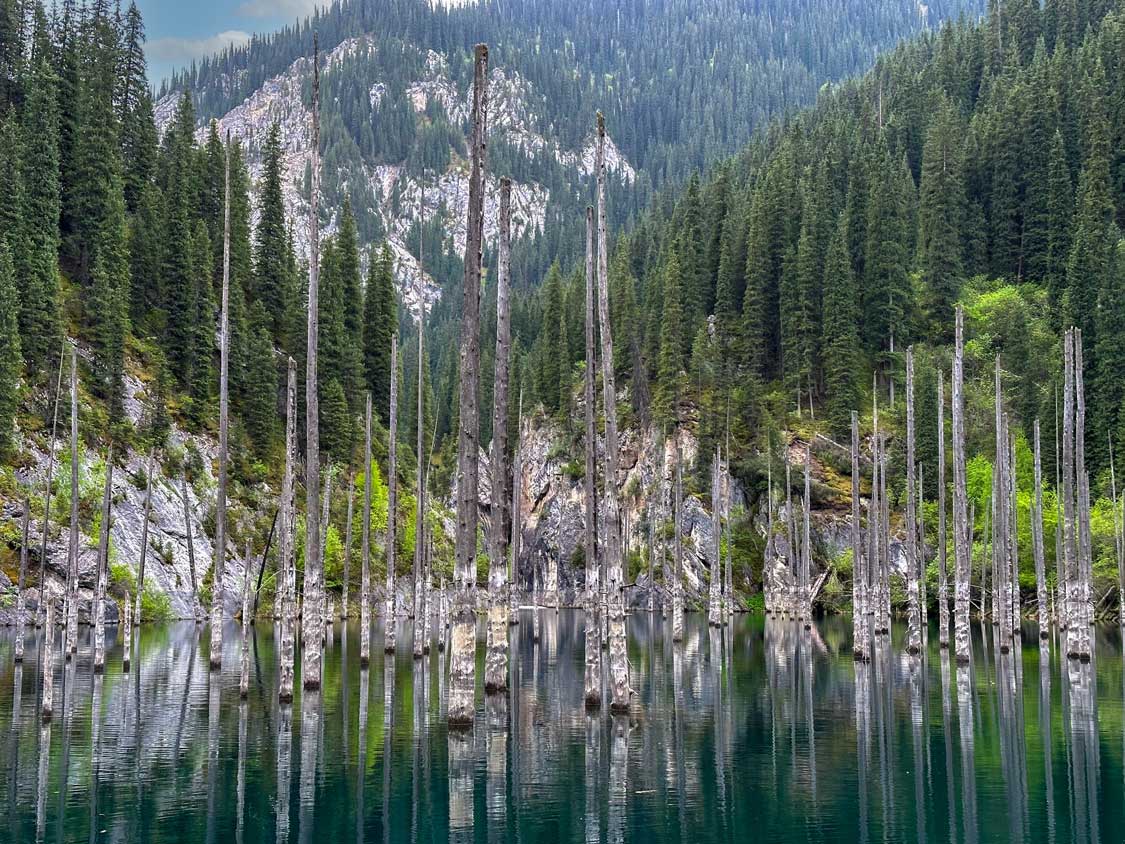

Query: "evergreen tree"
<box><xmin>88</xmin><ymin>176</ymin><xmax>130</xmax><ymax>413</ymax></box>
<box><xmin>1044</xmin><ymin>129</ymin><xmax>1073</xmax><ymax>317</ymax></box>
<box><xmin>655</xmin><ymin>248</ymin><xmax>685</xmax><ymax>423</ymax></box>
<box><xmin>321</xmin><ymin>376</ymin><xmax>353</xmax><ymax>461</ymax></box>
<box><xmin>253</xmin><ymin>122</ymin><xmax>295</xmax><ymax>347</ymax></box>
<box><xmin>118</xmin><ymin>2</ymin><xmax>156</xmax><ymax>213</ymax></box>
<box><xmin>242</xmin><ymin>301</ymin><xmax>279</xmax><ymax>451</ymax></box>
<box><xmin>363</xmin><ymin>243</ymin><xmax>396</xmax><ymax>422</ymax></box>
<box><xmin>536</xmin><ymin>263</ymin><xmax>566</xmax><ymax>414</ymax></box>
<box><xmin>917</xmin><ymin>95</ymin><xmax>965</xmax><ymax>336</ymax></box>
<box><xmin>1093</xmin><ymin>239</ymin><xmax>1125</xmax><ymax>473</ymax></box>
<box><xmin>0</xmin><ymin>240</ymin><xmax>21</xmax><ymax>454</ymax></box>
<box><xmin>822</xmin><ymin>214</ymin><xmax>860</xmax><ymax>438</ymax></box>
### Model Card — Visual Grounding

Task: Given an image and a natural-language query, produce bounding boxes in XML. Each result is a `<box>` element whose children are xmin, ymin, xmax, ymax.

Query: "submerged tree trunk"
<box><xmin>709</xmin><ymin>449</ymin><xmax>722</xmax><ymax>627</ymax></box>
<box><xmin>672</xmin><ymin>439</ymin><xmax>684</xmax><ymax>643</ymax></box>
<box><xmin>485</xmin><ymin>178</ymin><xmax>512</xmax><ymax>695</ymax></box>
<box><xmin>361</xmin><ymin>396</ymin><xmax>373</xmax><ymax>666</ymax></box>
<box><xmin>211</xmin><ymin>134</ymin><xmax>233</xmax><ymax>671</ymax></box>
<box><xmin>851</xmin><ymin>412</ymin><xmax>867</xmax><ymax>661</ymax></box>
<box><xmin>121</xmin><ymin>591</ymin><xmax>132</xmax><ymax>671</ymax></box>
<box><xmin>1073</xmin><ymin>330</ymin><xmax>1092</xmax><ymax>660</ymax></box>
<box><xmin>342</xmin><ymin>475</ymin><xmax>353</xmax><ymax>621</ymax></box>
<box><xmin>181</xmin><ymin>471</ymin><xmax>199</xmax><ymax>617</ymax></box>
<box><xmin>583</xmin><ymin>204</ymin><xmax>601</xmax><ymax>705</ymax></box>
<box><xmin>802</xmin><ymin>445</ymin><xmax>812</xmax><ymax>628</ymax></box>
<box><xmin>449</xmin><ymin>44</ymin><xmax>489</xmax><ymax>727</ymax></box>
<box><xmin>937</xmin><ymin>372</ymin><xmax>949</xmax><ymax>648</ymax></box>
<box><xmin>15</xmin><ymin>499</ymin><xmax>29</xmax><ymax>663</ymax></box>
<box><xmin>1062</xmin><ymin>329</ymin><xmax>1077</xmax><ymax>657</ymax></box>
<box><xmin>93</xmin><ymin>444</ymin><xmax>115</xmax><ymax>673</ymax></box>
<box><xmin>509</xmin><ymin>391</ymin><xmax>523</xmax><ymax>625</ymax></box>
<box><xmin>1033</xmin><ymin>420</ymin><xmax>1048</xmax><ymax>636</ymax></box>
<box><xmin>278</xmin><ymin>358</ymin><xmax>298</xmax><ymax>703</ymax></box>
<box><xmin>953</xmin><ymin>306</ymin><xmax>971</xmax><ymax>663</ymax></box>
<box><xmin>41</xmin><ymin>599</ymin><xmax>56</xmax><ymax>720</ymax></box>
<box><xmin>240</xmin><ymin>539</ymin><xmax>252</xmax><ymax>698</ymax></box>
<box><xmin>906</xmin><ymin>348</ymin><xmax>921</xmax><ymax>655</ymax></box>
<box><xmin>38</xmin><ymin>348</ymin><xmax>65</xmax><ymax>629</ymax></box>
<box><xmin>134</xmin><ymin>446</ymin><xmax>155</xmax><ymax>624</ymax></box>
<box><xmin>65</xmin><ymin>344</ymin><xmax>79</xmax><ymax>657</ymax></box>
<box><xmin>388</xmin><ymin>334</ymin><xmax>400</xmax><ymax>656</ymax></box>
<box><xmin>301</xmin><ymin>33</ymin><xmax>324</xmax><ymax>692</ymax></box>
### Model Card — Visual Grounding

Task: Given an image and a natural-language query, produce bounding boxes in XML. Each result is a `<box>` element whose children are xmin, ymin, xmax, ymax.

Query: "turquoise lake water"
<box><xmin>1</xmin><ymin>611</ymin><xmax>1122</xmax><ymax>842</ymax></box>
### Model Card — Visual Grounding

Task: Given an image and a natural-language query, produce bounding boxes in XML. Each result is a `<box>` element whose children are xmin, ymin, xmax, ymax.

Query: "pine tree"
<box><xmin>254</xmin><ymin>122</ymin><xmax>296</xmax><ymax>347</ymax></box>
<box><xmin>822</xmin><ymin>214</ymin><xmax>859</xmax><ymax>438</ymax></box>
<box><xmin>863</xmin><ymin>144</ymin><xmax>911</xmax><ymax>356</ymax></box>
<box><xmin>1093</xmin><ymin>239</ymin><xmax>1125</xmax><ymax>473</ymax></box>
<box><xmin>321</xmin><ymin>377</ymin><xmax>352</xmax><ymax>461</ymax></box>
<box><xmin>917</xmin><ymin>95</ymin><xmax>965</xmax><ymax>336</ymax></box>
<box><xmin>363</xmin><ymin>243</ymin><xmax>396</xmax><ymax>422</ymax></box>
<box><xmin>0</xmin><ymin>240</ymin><xmax>21</xmax><ymax>454</ymax></box>
<box><xmin>1044</xmin><ymin>129</ymin><xmax>1073</xmax><ymax>317</ymax></box>
<box><xmin>243</xmin><ymin>301</ymin><xmax>278</xmax><ymax>450</ymax></box>
<box><xmin>655</xmin><ymin>248</ymin><xmax>685</xmax><ymax>423</ymax></box>
<box><xmin>537</xmin><ymin>263</ymin><xmax>566</xmax><ymax>414</ymax></box>
<box><xmin>118</xmin><ymin>2</ymin><xmax>156</xmax><ymax>213</ymax></box>
<box><xmin>88</xmin><ymin>176</ymin><xmax>130</xmax><ymax>413</ymax></box>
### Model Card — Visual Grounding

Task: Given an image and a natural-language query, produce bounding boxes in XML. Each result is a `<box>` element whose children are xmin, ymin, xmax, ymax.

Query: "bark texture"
<box><xmin>906</xmin><ymin>349</ymin><xmax>921</xmax><ymax>654</ymax></box>
<box><xmin>278</xmin><ymin>358</ymin><xmax>298</xmax><ymax>703</ymax></box>
<box><xmin>361</xmin><ymin>395</ymin><xmax>373</xmax><ymax>666</ymax></box>
<box><xmin>93</xmin><ymin>444</ymin><xmax>114</xmax><ymax>673</ymax></box>
<box><xmin>953</xmin><ymin>306</ymin><xmax>971</xmax><ymax>662</ymax></box>
<box><xmin>583</xmin><ymin>205</ymin><xmax>600</xmax><ymax>706</ymax></box>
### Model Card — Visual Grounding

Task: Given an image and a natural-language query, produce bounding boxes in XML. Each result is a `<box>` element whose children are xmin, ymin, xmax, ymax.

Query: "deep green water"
<box><xmin>1</xmin><ymin>611</ymin><xmax>1122</xmax><ymax>843</ymax></box>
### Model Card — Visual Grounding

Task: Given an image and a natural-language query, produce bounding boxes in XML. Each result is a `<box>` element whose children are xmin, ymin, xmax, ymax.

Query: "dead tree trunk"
<box><xmin>1033</xmin><ymin>420</ymin><xmax>1048</xmax><ymax>637</ymax></box>
<box><xmin>121</xmin><ymin>591</ymin><xmax>132</xmax><ymax>671</ymax></box>
<box><xmin>278</xmin><ymin>358</ymin><xmax>298</xmax><ymax>703</ymax></box>
<box><xmin>509</xmin><ymin>391</ymin><xmax>523</xmax><ymax>625</ymax></box>
<box><xmin>672</xmin><ymin>437</ymin><xmax>684</xmax><ymax>643</ymax></box>
<box><xmin>388</xmin><ymin>334</ymin><xmax>400</xmax><ymax>656</ymax></box>
<box><xmin>93</xmin><ymin>443</ymin><xmax>115</xmax><ymax>673</ymax></box>
<box><xmin>37</xmin><ymin>348</ymin><xmax>65</xmax><ymax>628</ymax></box>
<box><xmin>449</xmin><ymin>43</ymin><xmax>489</xmax><ymax>727</ymax></box>
<box><xmin>134</xmin><ymin>446</ymin><xmax>155</xmax><ymax>624</ymax></box>
<box><xmin>181</xmin><ymin>470</ymin><xmax>199</xmax><ymax>620</ymax></box>
<box><xmin>709</xmin><ymin>449</ymin><xmax>722</xmax><ymax>627</ymax></box>
<box><xmin>1111</xmin><ymin>434</ymin><xmax>1123</xmax><ymax>628</ymax></box>
<box><xmin>240</xmin><ymin>538</ymin><xmax>252</xmax><ymax>698</ymax></box>
<box><xmin>210</xmin><ymin>132</ymin><xmax>233</xmax><ymax>671</ymax></box>
<box><xmin>15</xmin><ymin>498</ymin><xmax>29</xmax><ymax>663</ymax></box>
<box><xmin>1073</xmin><ymin>330</ymin><xmax>1091</xmax><ymax>659</ymax></box>
<box><xmin>937</xmin><ymin>371</ymin><xmax>949</xmax><ymax>648</ymax></box>
<box><xmin>301</xmin><ymin>33</ymin><xmax>324</xmax><ymax>692</ymax></box>
<box><xmin>65</xmin><ymin>344</ymin><xmax>79</xmax><ymax>657</ymax></box>
<box><xmin>342</xmin><ymin>475</ymin><xmax>353</xmax><ymax>620</ymax></box>
<box><xmin>485</xmin><ymin>177</ymin><xmax>512</xmax><ymax>695</ymax></box>
<box><xmin>583</xmin><ymin>204</ymin><xmax>601</xmax><ymax>705</ymax></box>
<box><xmin>851</xmin><ymin>412</ymin><xmax>867</xmax><ymax>661</ymax></box>
<box><xmin>906</xmin><ymin>348</ymin><xmax>921</xmax><ymax>655</ymax></box>
<box><xmin>360</xmin><ymin>395</ymin><xmax>373</xmax><ymax>667</ymax></box>
<box><xmin>1062</xmin><ymin>329</ymin><xmax>1078</xmax><ymax>657</ymax></box>
<box><xmin>953</xmin><ymin>306</ymin><xmax>971</xmax><ymax>663</ymax></box>
<box><xmin>802</xmin><ymin>444</ymin><xmax>812</xmax><ymax>628</ymax></box>
<box><xmin>41</xmin><ymin>599</ymin><xmax>56</xmax><ymax>719</ymax></box>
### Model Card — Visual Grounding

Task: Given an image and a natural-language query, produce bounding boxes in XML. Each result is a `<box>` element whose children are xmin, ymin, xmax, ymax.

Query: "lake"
<box><xmin>1</xmin><ymin>611</ymin><xmax>1122</xmax><ymax>843</ymax></box>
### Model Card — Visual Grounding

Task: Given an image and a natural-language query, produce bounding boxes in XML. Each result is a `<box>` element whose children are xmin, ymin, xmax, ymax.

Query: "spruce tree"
<box><xmin>362</xmin><ymin>243</ymin><xmax>396</xmax><ymax>421</ymax></box>
<box><xmin>118</xmin><ymin>2</ymin><xmax>156</xmax><ymax>213</ymax></box>
<box><xmin>655</xmin><ymin>248</ymin><xmax>685</xmax><ymax>423</ymax></box>
<box><xmin>1093</xmin><ymin>239</ymin><xmax>1125</xmax><ymax>473</ymax></box>
<box><xmin>1045</xmin><ymin>129</ymin><xmax>1073</xmax><ymax>317</ymax></box>
<box><xmin>253</xmin><ymin>122</ymin><xmax>295</xmax><ymax>347</ymax></box>
<box><xmin>243</xmin><ymin>301</ymin><xmax>278</xmax><ymax>450</ymax></box>
<box><xmin>88</xmin><ymin>176</ymin><xmax>130</xmax><ymax>413</ymax></box>
<box><xmin>0</xmin><ymin>240</ymin><xmax>21</xmax><ymax>454</ymax></box>
<box><xmin>822</xmin><ymin>215</ymin><xmax>859</xmax><ymax>438</ymax></box>
<box><xmin>917</xmin><ymin>95</ymin><xmax>965</xmax><ymax>336</ymax></box>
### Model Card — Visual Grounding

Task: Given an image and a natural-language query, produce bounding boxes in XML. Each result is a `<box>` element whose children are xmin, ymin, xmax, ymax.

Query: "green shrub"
<box><xmin>140</xmin><ymin>584</ymin><xmax>172</xmax><ymax>623</ymax></box>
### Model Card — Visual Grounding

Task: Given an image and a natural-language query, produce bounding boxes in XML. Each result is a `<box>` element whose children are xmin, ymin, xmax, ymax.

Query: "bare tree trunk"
<box><xmin>319</xmin><ymin>465</ymin><xmax>332</xmax><ymax>646</ymax></box>
<box><xmin>851</xmin><ymin>412</ymin><xmax>867</xmax><ymax>661</ymax></box>
<box><xmin>133</xmin><ymin>446</ymin><xmax>155</xmax><ymax>625</ymax></box>
<box><xmin>937</xmin><ymin>372</ymin><xmax>949</xmax><ymax>648</ymax></box>
<box><xmin>1111</xmin><ymin>434</ymin><xmax>1123</xmax><ymax>628</ymax></box>
<box><xmin>41</xmin><ymin>599</ymin><xmax>56</xmax><ymax>720</ymax></box>
<box><xmin>240</xmin><ymin>539</ymin><xmax>252</xmax><ymax>698</ymax></box>
<box><xmin>301</xmin><ymin>33</ymin><xmax>324</xmax><ymax>692</ymax></box>
<box><xmin>65</xmin><ymin>344</ymin><xmax>79</xmax><ymax>657</ymax></box>
<box><xmin>181</xmin><ymin>471</ymin><xmax>198</xmax><ymax>617</ymax></box>
<box><xmin>953</xmin><ymin>306</ymin><xmax>971</xmax><ymax>663</ymax></box>
<box><xmin>210</xmin><ymin>133</ymin><xmax>233</xmax><ymax>671</ymax></box>
<box><xmin>1073</xmin><ymin>330</ymin><xmax>1091</xmax><ymax>660</ymax></box>
<box><xmin>449</xmin><ymin>43</ymin><xmax>489</xmax><ymax>727</ymax></box>
<box><xmin>38</xmin><ymin>348</ymin><xmax>65</xmax><ymax>628</ymax></box>
<box><xmin>765</xmin><ymin>459</ymin><xmax>775</xmax><ymax>615</ymax></box>
<box><xmin>672</xmin><ymin>438</ymin><xmax>684</xmax><ymax>643</ymax></box>
<box><xmin>15</xmin><ymin>498</ymin><xmax>29</xmax><ymax>663</ymax></box>
<box><xmin>121</xmin><ymin>591</ymin><xmax>131</xmax><ymax>671</ymax></box>
<box><xmin>1033</xmin><ymin>420</ymin><xmax>1048</xmax><ymax>637</ymax></box>
<box><xmin>93</xmin><ymin>443</ymin><xmax>114</xmax><ymax>673</ymax></box>
<box><xmin>278</xmin><ymin>358</ymin><xmax>298</xmax><ymax>703</ymax></box>
<box><xmin>1062</xmin><ymin>329</ymin><xmax>1078</xmax><ymax>658</ymax></box>
<box><xmin>583</xmin><ymin>204</ymin><xmax>601</xmax><ymax>690</ymax></box>
<box><xmin>802</xmin><ymin>444</ymin><xmax>812</xmax><ymax>629</ymax></box>
<box><xmin>360</xmin><ymin>395</ymin><xmax>373</xmax><ymax>667</ymax></box>
<box><xmin>709</xmin><ymin>449</ymin><xmax>722</xmax><ymax>627</ymax></box>
<box><xmin>785</xmin><ymin>450</ymin><xmax>796</xmax><ymax>619</ymax></box>
<box><xmin>342</xmin><ymin>475</ymin><xmax>353</xmax><ymax>620</ymax></box>
<box><xmin>724</xmin><ymin>413</ymin><xmax>733</xmax><ymax>620</ymax></box>
<box><xmin>485</xmin><ymin>178</ymin><xmax>512</xmax><ymax>694</ymax></box>
<box><xmin>906</xmin><ymin>349</ymin><xmax>921</xmax><ymax>654</ymax></box>
<box><xmin>509</xmin><ymin>391</ymin><xmax>523</xmax><ymax>625</ymax></box>
<box><xmin>388</xmin><ymin>334</ymin><xmax>400</xmax><ymax>656</ymax></box>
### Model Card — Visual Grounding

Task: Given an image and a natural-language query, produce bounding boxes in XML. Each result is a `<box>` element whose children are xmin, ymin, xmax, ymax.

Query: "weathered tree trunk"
<box><xmin>509</xmin><ymin>391</ymin><xmax>523</xmax><ymax>625</ymax></box>
<box><xmin>851</xmin><ymin>412</ymin><xmax>867</xmax><ymax>661</ymax></box>
<box><xmin>449</xmin><ymin>43</ymin><xmax>489</xmax><ymax>727</ymax></box>
<box><xmin>240</xmin><ymin>539</ymin><xmax>252</xmax><ymax>698</ymax></box>
<box><xmin>784</xmin><ymin>451</ymin><xmax>796</xmax><ymax>618</ymax></box>
<box><xmin>388</xmin><ymin>333</ymin><xmax>400</xmax><ymax>656</ymax></box>
<box><xmin>319</xmin><ymin>466</ymin><xmax>332</xmax><ymax>646</ymax></box>
<box><xmin>1062</xmin><ymin>329</ymin><xmax>1078</xmax><ymax>657</ymax></box>
<box><xmin>906</xmin><ymin>348</ymin><xmax>921</xmax><ymax>654</ymax></box>
<box><xmin>953</xmin><ymin>306</ymin><xmax>971</xmax><ymax>663</ymax></box>
<box><xmin>133</xmin><ymin>446</ymin><xmax>155</xmax><ymax>625</ymax></box>
<box><xmin>360</xmin><ymin>395</ymin><xmax>373</xmax><ymax>666</ymax></box>
<box><xmin>1033</xmin><ymin>420</ymin><xmax>1048</xmax><ymax>637</ymax></box>
<box><xmin>765</xmin><ymin>460</ymin><xmax>775</xmax><ymax>615</ymax></box>
<box><xmin>879</xmin><ymin>431</ymin><xmax>891</xmax><ymax>634</ymax></box>
<box><xmin>416</xmin><ymin>268</ymin><xmax>426</xmax><ymax>635</ymax></box>
<box><xmin>121</xmin><ymin>591</ymin><xmax>132</xmax><ymax>671</ymax></box>
<box><xmin>583</xmin><ymin>204</ymin><xmax>601</xmax><ymax>705</ymax></box>
<box><xmin>41</xmin><ymin>599</ymin><xmax>56</xmax><ymax>720</ymax></box>
<box><xmin>210</xmin><ymin>133</ymin><xmax>233</xmax><ymax>671</ymax></box>
<box><xmin>181</xmin><ymin>471</ymin><xmax>199</xmax><ymax>617</ymax></box>
<box><xmin>278</xmin><ymin>358</ymin><xmax>298</xmax><ymax>703</ymax></box>
<box><xmin>485</xmin><ymin>178</ymin><xmax>512</xmax><ymax>694</ymax></box>
<box><xmin>937</xmin><ymin>371</ymin><xmax>949</xmax><ymax>648</ymax></box>
<box><xmin>15</xmin><ymin>499</ymin><xmax>29</xmax><ymax>663</ymax></box>
<box><xmin>672</xmin><ymin>439</ymin><xmax>684</xmax><ymax>643</ymax></box>
<box><xmin>1111</xmin><ymin>434</ymin><xmax>1123</xmax><ymax>628</ymax></box>
<box><xmin>342</xmin><ymin>475</ymin><xmax>353</xmax><ymax>620</ymax></box>
<box><xmin>38</xmin><ymin>348</ymin><xmax>65</xmax><ymax>628</ymax></box>
<box><xmin>93</xmin><ymin>443</ymin><xmax>115</xmax><ymax>673</ymax></box>
<box><xmin>1073</xmin><ymin>330</ymin><xmax>1092</xmax><ymax>659</ymax></box>
<box><xmin>65</xmin><ymin>344</ymin><xmax>79</xmax><ymax>657</ymax></box>
<box><xmin>301</xmin><ymin>33</ymin><xmax>324</xmax><ymax>692</ymax></box>
<box><xmin>709</xmin><ymin>449</ymin><xmax>722</xmax><ymax>627</ymax></box>
<box><xmin>802</xmin><ymin>444</ymin><xmax>812</xmax><ymax>628</ymax></box>
<box><xmin>724</xmin><ymin>416</ymin><xmax>733</xmax><ymax>619</ymax></box>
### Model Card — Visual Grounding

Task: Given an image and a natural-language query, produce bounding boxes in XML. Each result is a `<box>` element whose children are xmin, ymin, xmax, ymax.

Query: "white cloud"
<box><xmin>147</xmin><ymin>30</ymin><xmax>252</xmax><ymax>63</ymax></box>
<box><xmin>236</xmin><ymin>0</ymin><xmax>321</xmax><ymax>18</ymax></box>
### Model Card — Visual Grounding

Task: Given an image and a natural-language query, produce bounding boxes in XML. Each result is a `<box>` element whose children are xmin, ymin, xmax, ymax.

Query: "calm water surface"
<box><xmin>1</xmin><ymin>612</ymin><xmax>1123</xmax><ymax>843</ymax></box>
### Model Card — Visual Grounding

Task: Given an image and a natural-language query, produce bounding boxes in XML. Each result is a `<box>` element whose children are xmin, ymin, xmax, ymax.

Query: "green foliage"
<box><xmin>0</xmin><ymin>240</ymin><xmax>21</xmax><ymax>454</ymax></box>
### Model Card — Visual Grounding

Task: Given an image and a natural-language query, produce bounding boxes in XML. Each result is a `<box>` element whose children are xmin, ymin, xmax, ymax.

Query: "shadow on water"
<box><xmin>0</xmin><ymin>612</ymin><xmax>1123</xmax><ymax>842</ymax></box>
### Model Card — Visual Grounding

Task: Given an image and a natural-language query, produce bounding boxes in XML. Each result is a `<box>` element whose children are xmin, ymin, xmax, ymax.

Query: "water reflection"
<box><xmin>1</xmin><ymin>616</ymin><xmax>1123</xmax><ymax>843</ymax></box>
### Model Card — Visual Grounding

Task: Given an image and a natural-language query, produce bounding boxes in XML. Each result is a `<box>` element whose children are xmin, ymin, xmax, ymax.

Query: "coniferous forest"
<box><xmin>2</xmin><ymin>2</ymin><xmax>1125</xmax><ymax>840</ymax></box>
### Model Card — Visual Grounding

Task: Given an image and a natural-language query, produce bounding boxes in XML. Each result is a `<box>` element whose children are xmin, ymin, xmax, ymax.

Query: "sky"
<box><xmin>137</xmin><ymin>0</ymin><xmax>322</xmax><ymax>86</ymax></box>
